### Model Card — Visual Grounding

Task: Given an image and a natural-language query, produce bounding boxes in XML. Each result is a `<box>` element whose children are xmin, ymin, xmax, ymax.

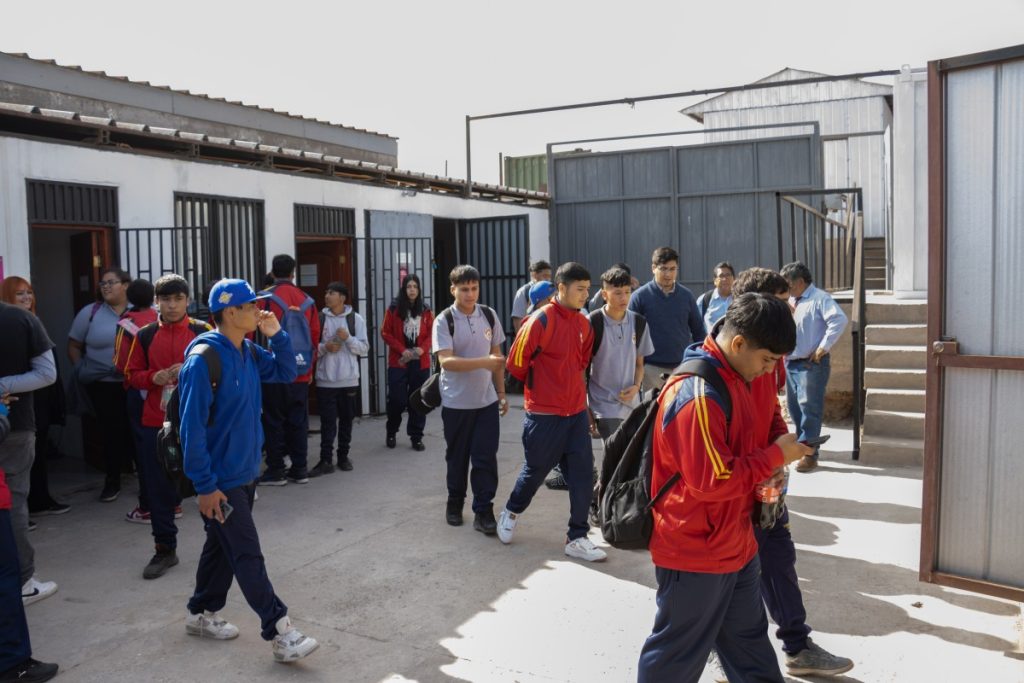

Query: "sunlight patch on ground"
<box><xmin>791</xmin><ymin>511</ymin><xmax>921</xmax><ymax>571</ymax></box>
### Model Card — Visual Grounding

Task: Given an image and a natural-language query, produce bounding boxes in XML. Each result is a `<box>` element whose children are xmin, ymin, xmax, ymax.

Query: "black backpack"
<box><xmin>588</xmin><ymin>309</ymin><xmax>648</xmax><ymax>358</ymax></box>
<box><xmin>156</xmin><ymin>341</ymin><xmax>256</xmax><ymax>499</ymax></box>
<box><xmin>318</xmin><ymin>310</ymin><xmax>357</xmax><ymax>340</ymax></box>
<box><xmin>409</xmin><ymin>306</ymin><xmax>497</xmax><ymax>415</ymax></box>
<box><xmin>136</xmin><ymin>319</ymin><xmax>212</xmax><ymax>355</ymax></box>
<box><xmin>598</xmin><ymin>358</ymin><xmax>733</xmax><ymax>550</ymax></box>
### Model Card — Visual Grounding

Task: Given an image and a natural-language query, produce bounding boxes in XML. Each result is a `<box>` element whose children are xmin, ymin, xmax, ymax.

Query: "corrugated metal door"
<box><xmin>458</xmin><ymin>215</ymin><xmax>529</xmax><ymax>348</ymax></box>
<box><xmin>921</xmin><ymin>45</ymin><xmax>1024</xmax><ymax>602</ymax></box>
<box><xmin>550</xmin><ymin>133</ymin><xmax>822</xmax><ymax>291</ymax></box>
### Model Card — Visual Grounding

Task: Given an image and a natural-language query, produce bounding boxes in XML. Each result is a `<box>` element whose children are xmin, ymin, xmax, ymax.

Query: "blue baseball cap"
<box><xmin>208</xmin><ymin>278</ymin><xmax>271</xmax><ymax>313</ymax></box>
<box><xmin>528</xmin><ymin>280</ymin><xmax>556</xmax><ymax>307</ymax></box>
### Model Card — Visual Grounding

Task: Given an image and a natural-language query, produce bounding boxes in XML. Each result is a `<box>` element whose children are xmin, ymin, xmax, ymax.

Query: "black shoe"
<box><xmin>286</xmin><ymin>468</ymin><xmax>310</xmax><ymax>484</ymax></box>
<box><xmin>99</xmin><ymin>481</ymin><xmax>120</xmax><ymax>502</ymax></box>
<box><xmin>386</xmin><ymin>434</ymin><xmax>397</xmax><ymax>449</ymax></box>
<box><xmin>338</xmin><ymin>457</ymin><xmax>354</xmax><ymax>471</ymax></box>
<box><xmin>29</xmin><ymin>502</ymin><xmax>71</xmax><ymax>516</ymax></box>
<box><xmin>411</xmin><ymin>439</ymin><xmax>425</xmax><ymax>452</ymax></box>
<box><xmin>308</xmin><ymin>461</ymin><xmax>335</xmax><ymax>478</ymax></box>
<box><xmin>0</xmin><ymin>658</ymin><xmax>59</xmax><ymax>682</ymax></box>
<box><xmin>473</xmin><ymin>508</ymin><xmax>498</xmax><ymax>535</ymax></box>
<box><xmin>27</xmin><ymin>520</ymin><xmax>37</xmax><ymax>532</ymax></box>
<box><xmin>143</xmin><ymin>545</ymin><xmax>179</xmax><ymax>580</ymax></box>
<box><xmin>446</xmin><ymin>498</ymin><xmax>464</xmax><ymax>526</ymax></box>
<box><xmin>544</xmin><ymin>467</ymin><xmax>568</xmax><ymax>491</ymax></box>
<box><xmin>257</xmin><ymin>471</ymin><xmax>287</xmax><ymax>486</ymax></box>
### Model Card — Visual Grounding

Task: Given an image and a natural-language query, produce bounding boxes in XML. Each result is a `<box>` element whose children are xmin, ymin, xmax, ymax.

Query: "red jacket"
<box><xmin>260</xmin><ymin>280</ymin><xmax>320</xmax><ymax>383</ymax></box>
<box><xmin>124</xmin><ymin>316</ymin><xmax>212</xmax><ymax>428</ymax></box>
<box><xmin>648</xmin><ymin>335</ymin><xmax>784</xmax><ymax>574</ymax></box>
<box><xmin>0</xmin><ymin>469</ymin><xmax>9</xmax><ymax>511</ymax></box>
<box><xmin>507</xmin><ymin>300</ymin><xmax>593</xmax><ymax>416</ymax></box>
<box><xmin>380</xmin><ymin>305</ymin><xmax>434</xmax><ymax>370</ymax></box>
<box><xmin>114</xmin><ymin>308</ymin><xmax>158</xmax><ymax>379</ymax></box>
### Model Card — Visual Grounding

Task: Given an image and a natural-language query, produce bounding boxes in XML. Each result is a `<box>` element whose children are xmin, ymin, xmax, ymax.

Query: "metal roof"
<box><xmin>0</xmin><ymin>101</ymin><xmax>547</xmax><ymax>204</ymax></box>
<box><xmin>681</xmin><ymin>68</ymin><xmax>893</xmax><ymax>122</ymax></box>
<box><xmin>2</xmin><ymin>51</ymin><xmax>397</xmax><ymax>141</ymax></box>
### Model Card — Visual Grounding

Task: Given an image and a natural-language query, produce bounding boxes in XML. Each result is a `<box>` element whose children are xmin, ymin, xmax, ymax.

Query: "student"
<box><xmin>696</xmin><ymin>261</ymin><xmax>735</xmax><ymax>332</ymax></box>
<box><xmin>0</xmin><ymin>300</ymin><xmax>58</xmax><ymax>609</ymax></box>
<box><xmin>0</xmin><ymin>397</ymin><xmax>59</xmax><ymax>682</ymax></box>
<box><xmin>124</xmin><ymin>275</ymin><xmax>211</xmax><ymax>579</ymax></box>
<box><xmin>510</xmin><ymin>260</ymin><xmax>552</xmax><ymax>332</ymax></box>
<box><xmin>311</xmin><ymin>282</ymin><xmax>368</xmax><ymax>476</ymax></box>
<box><xmin>637</xmin><ymin>294</ymin><xmax>812</xmax><ymax>682</ymax></box>
<box><xmin>1</xmin><ymin>277</ymin><xmax>69</xmax><ymax>518</ymax></box>
<box><xmin>500</xmin><ymin>262</ymin><xmax>605</xmax><ymax>562</ymax></box>
<box><xmin>115</xmin><ymin>278</ymin><xmax>159</xmax><ymax>523</ymax></box>
<box><xmin>258</xmin><ymin>255</ymin><xmax>320</xmax><ymax>486</ymax></box>
<box><xmin>68</xmin><ymin>267</ymin><xmax>136</xmax><ymax>502</ymax></box>
<box><xmin>586</xmin><ymin>262</ymin><xmax>639</xmax><ymax>313</ymax></box>
<box><xmin>587</xmin><ymin>267</ymin><xmax>654</xmax><ymax>441</ymax></box>
<box><xmin>780</xmin><ymin>262</ymin><xmax>848</xmax><ymax>473</ymax></box>
<box><xmin>525</xmin><ymin>280</ymin><xmax>555</xmax><ymax>316</ymax></box>
<box><xmin>380</xmin><ymin>274</ymin><xmax>434</xmax><ymax>451</ymax></box>
<box><xmin>178</xmin><ymin>279</ymin><xmax>318</xmax><ymax>662</ymax></box>
<box><xmin>628</xmin><ymin>247</ymin><xmax>705</xmax><ymax>391</ymax></box>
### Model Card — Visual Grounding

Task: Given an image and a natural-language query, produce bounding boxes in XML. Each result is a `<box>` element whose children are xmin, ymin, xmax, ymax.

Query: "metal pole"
<box><xmin>464</xmin><ymin>115</ymin><xmax>472</xmax><ymax>197</ymax></box>
<box><xmin>775</xmin><ymin>193</ymin><xmax>784</xmax><ymax>269</ymax></box>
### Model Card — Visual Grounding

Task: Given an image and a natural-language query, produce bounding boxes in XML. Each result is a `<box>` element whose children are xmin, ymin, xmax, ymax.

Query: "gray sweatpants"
<box><xmin>0</xmin><ymin>430</ymin><xmax>35</xmax><ymax>584</ymax></box>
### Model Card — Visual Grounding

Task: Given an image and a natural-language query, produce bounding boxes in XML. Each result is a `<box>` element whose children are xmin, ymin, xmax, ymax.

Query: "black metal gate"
<box><xmin>359</xmin><ymin>236</ymin><xmax>435</xmax><ymax>414</ymax></box>
<box><xmin>119</xmin><ymin>226</ymin><xmax>211</xmax><ymax>315</ymax></box>
<box><xmin>458</xmin><ymin>215</ymin><xmax>530</xmax><ymax>349</ymax></box>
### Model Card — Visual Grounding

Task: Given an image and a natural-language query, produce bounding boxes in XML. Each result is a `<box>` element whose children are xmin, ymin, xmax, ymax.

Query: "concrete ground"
<box><xmin>23</xmin><ymin>400</ymin><xmax>1024</xmax><ymax>682</ymax></box>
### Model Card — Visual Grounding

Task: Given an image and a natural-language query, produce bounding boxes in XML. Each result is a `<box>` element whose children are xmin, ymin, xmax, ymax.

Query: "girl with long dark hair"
<box><xmin>380</xmin><ymin>274</ymin><xmax>434</xmax><ymax>450</ymax></box>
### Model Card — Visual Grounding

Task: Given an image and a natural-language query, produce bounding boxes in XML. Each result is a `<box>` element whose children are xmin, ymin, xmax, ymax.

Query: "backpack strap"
<box><xmin>480</xmin><ymin>305</ymin><xmax>496</xmax><ymax>331</ymax></box>
<box><xmin>525</xmin><ymin>309</ymin><xmax>557</xmax><ymax>390</ymax></box>
<box><xmin>88</xmin><ymin>301</ymin><xmax>102</xmax><ymax>323</ymax></box>
<box><xmin>673</xmin><ymin>358</ymin><xmax>733</xmax><ymax>425</ymax></box>
<box><xmin>698</xmin><ymin>289</ymin><xmax>715</xmax><ymax>318</ymax></box>
<box><xmin>318</xmin><ymin>311</ymin><xmax>326</xmax><ymax>337</ymax></box>
<box><xmin>137</xmin><ymin>322</ymin><xmax>159</xmax><ymax>356</ymax></box>
<box><xmin>633</xmin><ymin>312</ymin><xmax>647</xmax><ymax>350</ymax></box>
<box><xmin>187</xmin><ymin>343</ymin><xmax>222</xmax><ymax>427</ymax></box>
<box><xmin>346</xmin><ymin>312</ymin><xmax>356</xmax><ymax>337</ymax></box>
<box><xmin>443</xmin><ymin>307</ymin><xmax>456</xmax><ymax>338</ymax></box>
<box><xmin>588</xmin><ymin>309</ymin><xmax>605</xmax><ymax>358</ymax></box>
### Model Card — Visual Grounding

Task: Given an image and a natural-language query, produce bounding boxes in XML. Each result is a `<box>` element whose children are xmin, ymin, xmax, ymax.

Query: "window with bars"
<box><xmin>174</xmin><ymin>193</ymin><xmax>267</xmax><ymax>292</ymax></box>
<box><xmin>294</xmin><ymin>203</ymin><xmax>355</xmax><ymax>237</ymax></box>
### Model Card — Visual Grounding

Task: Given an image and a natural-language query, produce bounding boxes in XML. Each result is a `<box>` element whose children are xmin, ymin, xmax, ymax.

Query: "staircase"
<box><xmin>863</xmin><ymin>237</ymin><xmax>887</xmax><ymax>290</ymax></box>
<box><xmin>860</xmin><ymin>296</ymin><xmax>927</xmax><ymax>465</ymax></box>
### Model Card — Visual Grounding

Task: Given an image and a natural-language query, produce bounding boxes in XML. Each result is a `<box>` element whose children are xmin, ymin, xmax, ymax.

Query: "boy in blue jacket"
<box><xmin>178</xmin><ymin>279</ymin><xmax>319</xmax><ymax>663</ymax></box>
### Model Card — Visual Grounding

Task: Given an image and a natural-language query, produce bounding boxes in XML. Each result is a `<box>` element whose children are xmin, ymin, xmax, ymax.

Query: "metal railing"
<box><xmin>775</xmin><ymin>189</ymin><xmax>865</xmax><ymax>460</ymax></box>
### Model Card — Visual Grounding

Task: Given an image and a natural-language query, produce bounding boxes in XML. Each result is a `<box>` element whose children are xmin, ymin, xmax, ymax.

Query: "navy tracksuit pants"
<box><xmin>386</xmin><ymin>366</ymin><xmax>429</xmax><ymax>439</ymax></box>
<box><xmin>262</xmin><ymin>382</ymin><xmax>310</xmax><ymax>475</ymax></box>
<box><xmin>137</xmin><ymin>426</ymin><xmax>179</xmax><ymax>549</ymax></box>
<box><xmin>441</xmin><ymin>402</ymin><xmax>499</xmax><ymax>512</ymax></box>
<box><xmin>637</xmin><ymin>557</ymin><xmax>784</xmax><ymax>683</ymax></box>
<box><xmin>187</xmin><ymin>483</ymin><xmax>287</xmax><ymax>641</ymax></box>
<box><xmin>506</xmin><ymin>410</ymin><xmax>593</xmax><ymax>541</ymax></box>
<box><xmin>316</xmin><ymin>386</ymin><xmax>358</xmax><ymax>463</ymax></box>
<box><xmin>0</xmin><ymin>510</ymin><xmax>31</xmax><ymax>673</ymax></box>
<box><xmin>754</xmin><ymin>505</ymin><xmax>811</xmax><ymax>654</ymax></box>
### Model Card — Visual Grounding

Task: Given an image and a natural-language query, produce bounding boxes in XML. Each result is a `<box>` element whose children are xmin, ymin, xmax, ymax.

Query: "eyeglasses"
<box><xmin>99</xmin><ymin>279</ymin><xmax>124</xmax><ymax>288</ymax></box>
<box><xmin>655</xmin><ymin>266</ymin><xmax>678</xmax><ymax>273</ymax></box>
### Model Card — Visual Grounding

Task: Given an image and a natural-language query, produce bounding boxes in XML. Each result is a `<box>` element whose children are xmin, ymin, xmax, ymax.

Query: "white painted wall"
<box><xmin>891</xmin><ymin>68</ymin><xmax>928</xmax><ymax>299</ymax></box>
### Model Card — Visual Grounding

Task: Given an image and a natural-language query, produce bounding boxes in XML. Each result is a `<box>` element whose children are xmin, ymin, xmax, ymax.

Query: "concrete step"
<box><xmin>866</xmin><ymin>388</ymin><xmax>926</xmax><ymax>413</ymax></box>
<box><xmin>859</xmin><ymin>435</ymin><xmax>924</xmax><ymax>466</ymax></box>
<box><xmin>864</xmin><ymin>368</ymin><xmax>927</xmax><ymax>390</ymax></box>
<box><xmin>866</xmin><ymin>299</ymin><xmax>928</xmax><ymax>324</ymax></box>
<box><xmin>865</xmin><ymin>344</ymin><xmax>927</xmax><ymax>370</ymax></box>
<box><xmin>863</xmin><ymin>408</ymin><xmax>926</xmax><ymax>439</ymax></box>
<box><xmin>865</xmin><ymin>323</ymin><xmax>928</xmax><ymax>346</ymax></box>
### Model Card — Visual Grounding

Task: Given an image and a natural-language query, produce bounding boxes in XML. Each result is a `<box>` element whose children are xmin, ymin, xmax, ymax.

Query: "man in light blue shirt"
<box><xmin>781</xmin><ymin>262</ymin><xmax>848</xmax><ymax>473</ymax></box>
<box><xmin>696</xmin><ymin>261</ymin><xmax>735</xmax><ymax>331</ymax></box>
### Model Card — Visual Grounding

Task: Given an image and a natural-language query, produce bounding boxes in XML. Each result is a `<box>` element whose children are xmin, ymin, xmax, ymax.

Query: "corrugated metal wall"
<box><xmin>550</xmin><ymin>134</ymin><xmax>822</xmax><ymax>292</ymax></box>
<box><xmin>702</xmin><ymin>98</ymin><xmax>891</xmax><ymax>240</ymax></box>
<box><xmin>937</xmin><ymin>59</ymin><xmax>1024</xmax><ymax>586</ymax></box>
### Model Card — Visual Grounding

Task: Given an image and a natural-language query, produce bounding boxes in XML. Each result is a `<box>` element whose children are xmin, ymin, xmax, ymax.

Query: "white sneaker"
<box><xmin>272</xmin><ymin>616</ymin><xmax>319</xmax><ymax>662</ymax></box>
<box><xmin>496</xmin><ymin>508</ymin><xmax>518</xmax><ymax>544</ymax></box>
<box><xmin>564</xmin><ymin>536</ymin><xmax>607</xmax><ymax>562</ymax></box>
<box><xmin>185</xmin><ymin>610</ymin><xmax>240</xmax><ymax>640</ymax></box>
<box><xmin>22</xmin><ymin>576</ymin><xmax>58</xmax><ymax>606</ymax></box>
<box><xmin>708</xmin><ymin>649</ymin><xmax>729</xmax><ymax>682</ymax></box>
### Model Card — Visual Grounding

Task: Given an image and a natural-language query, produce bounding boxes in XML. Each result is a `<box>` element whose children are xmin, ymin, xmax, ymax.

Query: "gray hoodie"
<box><xmin>315</xmin><ymin>305</ymin><xmax>369</xmax><ymax>388</ymax></box>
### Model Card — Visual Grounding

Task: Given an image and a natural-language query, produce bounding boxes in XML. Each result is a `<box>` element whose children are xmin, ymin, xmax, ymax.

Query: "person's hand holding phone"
<box><xmin>198</xmin><ymin>490</ymin><xmax>229</xmax><ymax>523</ymax></box>
<box><xmin>774</xmin><ymin>434</ymin><xmax>814</xmax><ymax>466</ymax></box>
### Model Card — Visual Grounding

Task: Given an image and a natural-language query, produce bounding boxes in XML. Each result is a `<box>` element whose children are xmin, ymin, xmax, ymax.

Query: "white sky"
<box><xmin>2</xmin><ymin>0</ymin><xmax>1022</xmax><ymax>183</ymax></box>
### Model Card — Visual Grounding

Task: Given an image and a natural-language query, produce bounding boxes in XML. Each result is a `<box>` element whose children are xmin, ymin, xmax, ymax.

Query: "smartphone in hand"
<box><xmin>802</xmin><ymin>434</ymin><xmax>831</xmax><ymax>447</ymax></box>
<box><xmin>219</xmin><ymin>500</ymin><xmax>234</xmax><ymax>523</ymax></box>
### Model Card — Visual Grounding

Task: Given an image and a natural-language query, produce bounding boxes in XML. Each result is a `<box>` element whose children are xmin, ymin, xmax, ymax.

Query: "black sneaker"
<box><xmin>307</xmin><ymin>461</ymin><xmax>335</xmax><ymax>478</ymax></box>
<box><xmin>99</xmin><ymin>481</ymin><xmax>120</xmax><ymax>502</ymax></box>
<box><xmin>143</xmin><ymin>546</ymin><xmax>179</xmax><ymax>580</ymax></box>
<box><xmin>338</xmin><ymin>457</ymin><xmax>354</xmax><ymax>471</ymax></box>
<box><xmin>544</xmin><ymin>466</ymin><xmax>568</xmax><ymax>491</ymax></box>
<box><xmin>411</xmin><ymin>439</ymin><xmax>425</xmax><ymax>452</ymax></box>
<box><xmin>0</xmin><ymin>658</ymin><xmax>59</xmax><ymax>682</ymax></box>
<box><xmin>27</xmin><ymin>520</ymin><xmax>37</xmax><ymax>532</ymax></box>
<box><xmin>286</xmin><ymin>468</ymin><xmax>310</xmax><ymax>484</ymax></box>
<box><xmin>446</xmin><ymin>498</ymin><xmax>464</xmax><ymax>526</ymax></box>
<box><xmin>258</xmin><ymin>471</ymin><xmax>287</xmax><ymax>486</ymax></box>
<box><xmin>29</xmin><ymin>502</ymin><xmax>71</xmax><ymax>517</ymax></box>
<box><xmin>386</xmin><ymin>434</ymin><xmax>397</xmax><ymax>449</ymax></box>
<box><xmin>473</xmin><ymin>508</ymin><xmax>497</xmax><ymax>535</ymax></box>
